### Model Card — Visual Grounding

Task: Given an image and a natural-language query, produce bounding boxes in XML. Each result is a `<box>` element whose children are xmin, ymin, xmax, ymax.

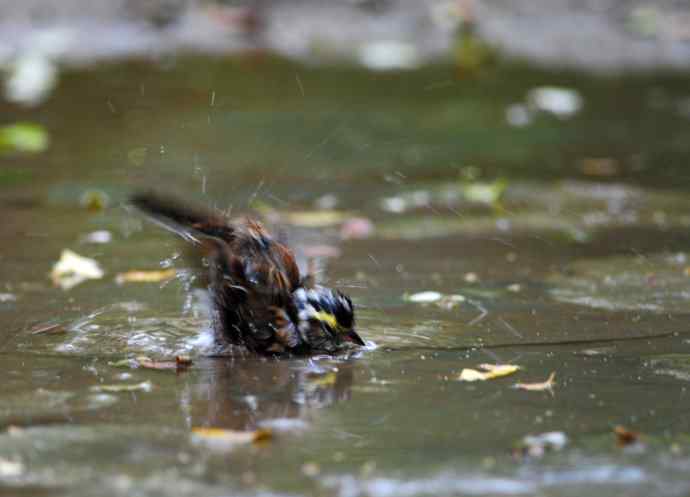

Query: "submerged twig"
<box><xmin>382</xmin><ymin>330</ymin><xmax>680</xmax><ymax>353</ymax></box>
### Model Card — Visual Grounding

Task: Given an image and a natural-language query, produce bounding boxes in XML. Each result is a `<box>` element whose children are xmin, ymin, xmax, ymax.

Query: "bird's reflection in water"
<box><xmin>180</xmin><ymin>356</ymin><xmax>355</xmax><ymax>430</ymax></box>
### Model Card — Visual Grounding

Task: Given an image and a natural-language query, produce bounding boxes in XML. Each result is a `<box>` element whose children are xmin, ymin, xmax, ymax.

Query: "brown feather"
<box><xmin>132</xmin><ymin>192</ymin><xmax>302</xmax><ymax>353</ymax></box>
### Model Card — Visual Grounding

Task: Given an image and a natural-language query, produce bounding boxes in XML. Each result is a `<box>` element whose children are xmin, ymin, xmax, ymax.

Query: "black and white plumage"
<box><xmin>131</xmin><ymin>192</ymin><xmax>364</xmax><ymax>355</ymax></box>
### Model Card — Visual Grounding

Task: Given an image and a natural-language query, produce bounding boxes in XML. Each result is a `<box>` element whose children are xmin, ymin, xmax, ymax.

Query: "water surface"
<box><xmin>2</xmin><ymin>57</ymin><xmax>690</xmax><ymax>496</ymax></box>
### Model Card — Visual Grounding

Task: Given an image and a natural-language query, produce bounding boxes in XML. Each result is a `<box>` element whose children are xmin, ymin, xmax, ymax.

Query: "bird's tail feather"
<box><xmin>130</xmin><ymin>192</ymin><xmax>233</xmax><ymax>242</ymax></box>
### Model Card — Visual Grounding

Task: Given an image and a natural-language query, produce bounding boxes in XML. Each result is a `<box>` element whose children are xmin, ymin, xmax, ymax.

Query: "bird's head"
<box><xmin>295</xmin><ymin>287</ymin><xmax>365</xmax><ymax>350</ymax></box>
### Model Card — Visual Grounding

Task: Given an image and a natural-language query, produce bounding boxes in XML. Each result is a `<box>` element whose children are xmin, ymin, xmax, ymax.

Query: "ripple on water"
<box><xmin>325</xmin><ymin>461</ymin><xmax>688</xmax><ymax>497</ymax></box>
<box><xmin>47</xmin><ymin>307</ymin><xmax>207</xmax><ymax>357</ymax></box>
<box><xmin>549</xmin><ymin>252</ymin><xmax>690</xmax><ymax>313</ymax></box>
<box><xmin>0</xmin><ymin>424</ymin><xmax>302</xmax><ymax>497</ymax></box>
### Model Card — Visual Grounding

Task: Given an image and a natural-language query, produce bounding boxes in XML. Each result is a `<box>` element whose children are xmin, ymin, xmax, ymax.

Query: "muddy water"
<box><xmin>2</xmin><ymin>58</ymin><xmax>690</xmax><ymax>496</ymax></box>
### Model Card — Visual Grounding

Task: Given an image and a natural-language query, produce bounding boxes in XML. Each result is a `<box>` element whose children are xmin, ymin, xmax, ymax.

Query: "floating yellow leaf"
<box><xmin>458</xmin><ymin>364</ymin><xmax>520</xmax><ymax>382</ymax></box>
<box><xmin>306</xmin><ymin>371</ymin><xmax>337</xmax><ymax>387</ymax></box>
<box><xmin>462</xmin><ymin>179</ymin><xmax>508</xmax><ymax>205</ymax></box>
<box><xmin>0</xmin><ymin>122</ymin><xmax>49</xmax><ymax>154</ymax></box>
<box><xmin>50</xmin><ymin>249</ymin><xmax>105</xmax><ymax>290</ymax></box>
<box><xmin>284</xmin><ymin>210</ymin><xmax>352</xmax><ymax>227</ymax></box>
<box><xmin>191</xmin><ymin>427</ymin><xmax>272</xmax><ymax>448</ymax></box>
<box><xmin>458</xmin><ymin>368</ymin><xmax>487</xmax><ymax>382</ymax></box>
<box><xmin>79</xmin><ymin>189</ymin><xmax>110</xmax><ymax>211</ymax></box>
<box><xmin>115</xmin><ymin>268</ymin><xmax>177</xmax><ymax>285</ymax></box>
<box><xmin>513</xmin><ymin>372</ymin><xmax>556</xmax><ymax>392</ymax></box>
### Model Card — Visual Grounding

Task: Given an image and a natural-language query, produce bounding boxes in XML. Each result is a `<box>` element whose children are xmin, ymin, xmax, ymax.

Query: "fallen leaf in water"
<box><xmin>109</xmin><ymin>356</ymin><xmax>192</xmax><ymax>371</ymax></box>
<box><xmin>527</xmin><ymin>86</ymin><xmax>583</xmax><ymax>118</ymax></box>
<box><xmin>315</xmin><ymin>193</ymin><xmax>338</xmax><ymax>209</ymax></box>
<box><xmin>405</xmin><ymin>291</ymin><xmax>442</xmax><ymax>303</ymax></box>
<box><xmin>302</xmin><ymin>244</ymin><xmax>341</xmax><ymax>258</ymax></box>
<box><xmin>176</xmin><ymin>355</ymin><xmax>193</xmax><ymax>366</ymax></box>
<box><xmin>115</xmin><ymin>268</ymin><xmax>177</xmax><ymax>285</ymax></box>
<box><xmin>513</xmin><ymin>372</ymin><xmax>556</xmax><ymax>392</ymax></box>
<box><xmin>258</xmin><ymin>418</ymin><xmax>310</xmax><ymax>432</ymax></box>
<box><xmin>301</xmin><ymin>462</ymin><xmax>321</xmax><ymax>477</ymax></box>
<box><xmin>581</xmin><ymin>158</ymin><xmax>620</xmax><ymax>177</ymax></box>
<box><xmin>506</xmin><ymin>283</ymin><xmax>522</xmax><ymax>293</ymax></box>
<box><xmin>340</xmin><ymin>217</ymin><xmax>375</xmax><ymax>239</ymax></box>
<box><xmin>81</xmin><ymin>230</ymin><xmax>112</xmax><ymax>244</ymax></box>
<box><xmin>191</xmin><ymin>427</ymin><xmax>272</xmax><ymax>447</ymax></box>
<box><xmin>359</xmin><ymin>40</ymin><xmax>419</xmax><ymax>71</ymax></box>
<box><xmin>505</xmin><ymin>103</ymin><xmax>532</xmax><ymax>127</ymax></box>
<box><xmin>6</xmin><ymin>426</ymin><xmax>24</xmax><ymax>436</ymax></box>
<box><xmin>50</xmin><ymin>249</ymin><xmax>105</xmax><ymax>290</ymax></box>
<box><xmin>380</xmin><ymin>195</ymin><xmax>408</xmax><ymax>213</ymax></box>
<box><xmin>5</xmin><ymin>54</ymin><xmax>57</xmax><ymax>107</ymax></box>
<box><xmin>137</xmin><ymin>355</ymin><xmax>193</xmax><ymax>371</ymax></box>
<box><xmin>614</xmin><ymin>425</ymin><xmax>639</xmax><ymax>447</ymax></box>
<box><xmin>306</xmin><ymin>371</ymin><xmax>338</xmax><ymax>388</ymax></box>
<box><xmin>91</xmin><ymin>381</ymin><xmax>153</xmax><ymax>393</ymax></box>
<box><xmin>284</xmin><ymin>210</ymin><xmax>352</xmax><ymax>227</ymax></box>
<box><xmin>463</xmin><ymin>179</ymin><xmax>507</xmax><ymax>205</ymax></box>
<box><xmin>128</xmin><ymin>146</ymin><xmax>148</xmax><ymax>166</ymax></box>
<box><xmin>436</xmin><ymin>294</ymin><xmax>466</xmax><ymax>310</ymax></box>
<box><xmin>0</xmin><ymin>122</ymin><xmax>49</xmax><ymax>153</ymax></box>
<box><xmin>404</xmin><ymin>292</ymin><xmax>465</xmax><ymax>309</ymax></box>
<box><xmin>108</xmin><ymin>358</ymin><xmax>137</xmax><ymax>368</ymax></box>
<box><xmin>459</xmin><ymin>364</ymin><xmax>520</xmax><ymax>382</ymax></box>
<box><xmin>576</xmin><ymin>347</ymin><xmax>616</xmax><ymax>357</ymax></box>
<box><xmin>458</xmin><ymin>368</ymin><xmax>488</xmax><ymax>381</ymax></box>
<box><xmin>514</xmin><ymin>431</ymin><xmax>568</xmax><ymax>458</ymax></box>
<box><xmin>0</xmin><ymin>457</ymin><xmax>24</xmax><ymax>477</ymax></box>
<box><xmin>30</xmin><ymin>322</ymin><xmax>64</xmax><ymax>335</ymax></box>
<box><xmin>647</xmin><ymin>354</ymin><xmax>690</xmax><ymax>381</ymax></box>
<box><xmin>79</xmin><ymin>189</ymin><xmax>110</xmax><ymax>211</ymax></box>
<box><xmin>0</xmin><ymin>293</ymin><xmax>17</xmax><ymax>303</ymax></box>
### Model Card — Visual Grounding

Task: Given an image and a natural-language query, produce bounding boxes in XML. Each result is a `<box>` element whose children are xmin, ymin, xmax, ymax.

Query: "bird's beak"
<box><xmin>345</xmin><ymin>329</ymin><xmax>366</xmax><ymax>346</ymax></box>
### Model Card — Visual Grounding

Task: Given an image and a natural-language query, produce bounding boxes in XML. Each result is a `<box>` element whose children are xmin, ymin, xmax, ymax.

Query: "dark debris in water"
<box><xmin>614</xmin><ymin>426</ymin><xmax>641</xmax><ymax>448</ymax></box>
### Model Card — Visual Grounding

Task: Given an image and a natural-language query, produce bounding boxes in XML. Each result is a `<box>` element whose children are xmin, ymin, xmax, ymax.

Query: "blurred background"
<box><xmin>2</xmin><ymin>0</ymin><xmax>690</xmax><ymax>195</ymax></box>
<box><xmin>3</xmin><ymin>2</ymin><xmax>690</xmax><ymax>497</ymax></box>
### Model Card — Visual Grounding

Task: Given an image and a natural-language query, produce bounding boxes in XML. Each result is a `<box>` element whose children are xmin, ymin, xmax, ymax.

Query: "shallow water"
<box><xmin>2</xmin><ymin>57</ymin><xmax>690</xmax><ymax>496</ymax></box>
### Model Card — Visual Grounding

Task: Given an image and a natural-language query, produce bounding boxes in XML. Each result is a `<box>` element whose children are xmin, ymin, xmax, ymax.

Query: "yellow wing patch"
<box><xmin>312</xmin><ymin>310</ymin><xmax>338</xmax><ymax>330</ymax></box>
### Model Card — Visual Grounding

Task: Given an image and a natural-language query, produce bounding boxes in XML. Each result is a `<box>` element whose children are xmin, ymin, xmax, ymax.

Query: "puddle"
<box><xmin>2</xmin><ymin>58</ymin><xmax>690</xmax><ymax>497</ymax></box>
<box><xmin>549</xmin><ymin>253</ymin><xmax>690</xmax><ymax>313</ymax></box>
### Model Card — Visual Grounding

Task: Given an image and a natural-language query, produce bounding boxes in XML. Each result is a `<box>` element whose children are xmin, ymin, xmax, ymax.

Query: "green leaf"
<box><xmin>0</xmin><ymin>123</ymin><xmax>49</xmax><ymax>153</ymax></box>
